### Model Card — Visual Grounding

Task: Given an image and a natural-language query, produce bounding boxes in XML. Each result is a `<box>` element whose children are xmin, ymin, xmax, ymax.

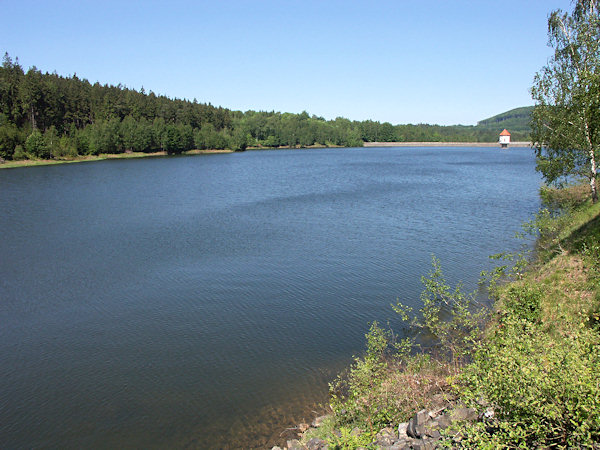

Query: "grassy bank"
<box><xmin>0</xmin><ymin>149</ymin><xmax>233</xmax><ymax>169</ymax></box>
<box><xmin>304</xmin><ymin>184</ymin><xmax>600</xmax><ymax>448</ymax></box>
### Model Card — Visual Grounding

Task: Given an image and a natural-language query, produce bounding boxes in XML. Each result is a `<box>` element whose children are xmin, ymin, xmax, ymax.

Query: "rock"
<box><xmin>271</xmin><ymin>447</ymin><xmax>283</xmax><ymax>450</ymax></box>
<box><xmin>305</xmin><ymin>437</ymin><xmax>327</xmax><ymax>449</ymax></box>
<box><xmin>432</xmin><ymin>414</ymin><xmax>451</xmax><ymax>430</ymax></box>
<box><xmin>298</xmin><ymin>423</ymin><xmax>310</xmax><ymax>433</ymax></box>
<box><xmin>311</xmin><ymin>415</ymin><xmax>330</xmax><ymax>428</ymax></box>
<box><xmin>350</xmin><ymin>427</ymin><xmax>362</xmax><ymax>437</ymax></box>
<box><xmin>424</xmin><ymin>413</ymin><xmax>451</xmax><ymax>438</ymax></box>
<box><xmin>422</xmin><ymin>438</ymin><xmax>437</xmax><ymax>450</ymax></box>
<box><xmin>450</xmin><ymin>407</ymin><xmax>478</xmax><ymax>422</ymax></box>
<box><xmin>397</xmin><ymin>421</ymin><xmax>409</xmax><ymax>440</ymax></box>
<box><xmin>411</xmin><ymin>440</ymin><xmax>425</xmax><ymax>450</ymax></box>
<box><xmin>426</xmin><ymin>428</ymin><xmax>441</xmax><ymax>439</ymax></box>
<box><xmin>392</xmin><ymin>440</ymin><xmax>414</xmax><ymax>450</ymax></box>
<box><xmin>286</xmin><ymin>439</ymin><xmax>304</xmax><ymax>450</ymax></box>
<box><xmin>411</xmin><ymin>438</ymin><xmax>436</xmax><ymax>450</ymax></box>
<box><xmin>407</xmin><ymin>409</ymin><xmax>430</xmax><ymax>438</ymax></box>
<box><xmin>374</xmin><ymin>427</ymin><xmax>396</xmax><ymax>446</ymax></box>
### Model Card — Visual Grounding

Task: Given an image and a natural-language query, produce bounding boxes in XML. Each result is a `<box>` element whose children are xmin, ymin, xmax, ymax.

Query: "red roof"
<box><xmin>499</xmin><ymin>129</ymin><xmax>511</xmax><ymax>136</ymax></box>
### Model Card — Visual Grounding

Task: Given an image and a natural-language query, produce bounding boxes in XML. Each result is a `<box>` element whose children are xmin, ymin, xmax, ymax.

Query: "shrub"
<box><xmin>393</xmin><ymin>256</ymin><xmax>489</xmax><ymax>368</ymax></box>
<box><xmin>457</xmin><ymin>316</ymin><xmax>600</xmax><ymax>448</ymax></box>
<box><xmin>501</xmin><ymin>283</ymin><xmax>543</xmax><ymax>323</ymax></box>
<box><xmin>329</xmin><ymin>322</ymin><xmax>392</xmax><ymax>433</ymax></box>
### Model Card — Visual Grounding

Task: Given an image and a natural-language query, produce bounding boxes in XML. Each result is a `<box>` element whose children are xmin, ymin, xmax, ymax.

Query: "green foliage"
<box><xmin>326</xmin><ymin>188</ymin><xmax>600</xmax><ymax>449</ymax></box>
<box><xmin>455</xmin><ymin>192</ymin><xmax>600</xmax><ymax>448</ymax></box>
<box><xmin>0</xmin><ymin>52</ymin><xmax>537</xmax><ymax>162</ymax></box>
<box><xmin>476</xmin><ymin>106</ymin><xmax>534</xmax><ymax>133</ymax></box>
<box><xmin>25</xmin><ymin>129</ymin><xmax>49</xmax><ymax>159</ymax></box>
<box><xmin>458</xmin><ymin>314</ymin><xmax>600</xmax><ymax>448</ymax></box>
<box><xmin>329</xmin><ymin>322</ymin><xmax>393</xmax><ymax>433</ymax></box>
<box><xmin>479</xmin><ymin>249</ymin><xmax>530</xmax><ymax>293</ymax></box>
<box><xmin>161</xmin><ymin>124</ymin><xmax>184</xmax><ymax>154</ymax></box>
<box><xmin>330</xmin><ymin>258</ymin><xmax>486</xmax><ymax>439</ymax></box>
<box><xmin>326</xmin><ymin>426</ymin><xmax>375</xmax><ymax>449</ymax></box>
<box><xmin>300</xmin><ymin>415</ymin><xmax>337</xmax><ymax>444</ymax></box>
<box><xmin>530</xmin><ymin>1</ymin><xmax>600</xmax><ymax>202</ymax></box>
<box><xmin>394</xmin><ymin>256</ymin><xmax>488</xmax><ymax>366</ymax></box>
<box><xmin>12</xmin><ymin>144</ymin><xmax>27</xmax><ymax>160</ymax></box>
<box><xmin>501</xmin><ymin>284</ymin><xmax>543</xmax><ymax>323</ymax></box>
<box><xmin>0</xmin><ymin>121</ymin><xmax>23</xmax><ymax>159</ymax></box>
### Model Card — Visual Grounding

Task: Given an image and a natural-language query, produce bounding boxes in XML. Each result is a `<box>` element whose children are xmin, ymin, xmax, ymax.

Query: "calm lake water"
<box><xmin>0</xmin><ymin>147</ymin><xmax>541</xmax><ymax>448</ymax></box>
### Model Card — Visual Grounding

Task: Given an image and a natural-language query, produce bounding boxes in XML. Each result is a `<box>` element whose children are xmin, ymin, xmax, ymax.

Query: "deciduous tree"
<box><xmin>531</xmin><ymin>0</ymin><xmax>600</xmax><ymax>202</ymax></box>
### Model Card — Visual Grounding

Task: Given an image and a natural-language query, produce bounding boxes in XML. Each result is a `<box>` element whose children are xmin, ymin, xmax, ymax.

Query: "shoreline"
<box><xmin>0</xmin><ymin>149</ymin><xmax>233</xmax><ymax>169</ymax></box>
<box><xmin>363</xmin><ymin>141</ymin><xmax>532</xmax><ymax>147</ymax></box>
<box><xmin>0</xmin><ymin>142</ymin><xmax>532</xmax><ymax>170</ymax></box>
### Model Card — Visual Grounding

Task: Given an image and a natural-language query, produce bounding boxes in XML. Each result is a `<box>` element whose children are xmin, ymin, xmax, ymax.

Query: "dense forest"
<box><xmin>0</xmin><ymin>54</ymin><xmax>530</xmax><ymax>161</ymax></box>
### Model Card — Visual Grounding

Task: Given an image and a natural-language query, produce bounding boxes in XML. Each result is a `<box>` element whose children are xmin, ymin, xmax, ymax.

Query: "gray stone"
<box><xmin>286</xmin><ymin>439</ymin><xmax>303</xmax><ymax>450</ymax></box>
<box><xmin>393</xmin><ymin>439</ymin><xmax>414</xmax><ymax>450</ymax></box>
<box><xmin>407</xmin><ymin>409</ymin><xmax>430</xmax><ymax>438</ymax></box>
<box><xmin>411</xmin><ymin>438</ymin><xmax>437</xmax><ymax>450</ymax></box>
<box><xmin>426</xmin><ymin>429</ymin><xmax>441</xmax><ymax>439</ymax></box>
<box><xmin>375</xmin><ymin>427</ymin><xmax>396</xmax><ymax>446</ymax></box>
<box><xmin>306</xmin><ymin>437</ymin><xmax>327</xmax><ymax>449</ymax></box>
<box><xmin>450</xmin><ymin>407</ymin><xmax>478</xmax><ymax>422</ymax></box>
<box><xmin>397</xmin><ymin>421</ymin><xmax>409</xmax><ymax>440</ymax></box>
<box><xmin>271</xmin><ymin>447</ymin><xmax>283</xmax><ymax>450</ymax></box>
<box><xmin>432</xmin><ymin>414</ymin><xmax>451</xmax><ymax>429</ymax></box>
<box><xmin>422</xmin><ymin>438</ymin><xmax>437</xmax><ymax>450</ymax></box>
<box><xmin>411</xmin><ymin>440</ymin><xmax>426</xmax><ymax>450</ymax></box>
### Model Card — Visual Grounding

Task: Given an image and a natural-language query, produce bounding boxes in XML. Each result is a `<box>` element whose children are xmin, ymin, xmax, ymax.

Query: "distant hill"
<box><xmin>476</xmin><ymin>106</ymin><xmax>534</xmax><ymax>133</ymax></box>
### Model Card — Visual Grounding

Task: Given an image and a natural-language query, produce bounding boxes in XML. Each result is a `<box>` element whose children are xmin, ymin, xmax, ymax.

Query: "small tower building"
<box><xmin>499</xmin><ymin>129</ymin><xmax>511</xmax><ymax>148</ymax></box>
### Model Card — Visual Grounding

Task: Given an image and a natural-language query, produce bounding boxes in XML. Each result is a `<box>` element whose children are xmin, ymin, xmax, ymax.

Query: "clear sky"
<box><xmin>1</xmin><ymin>0</ymin><xmax>573</xmax><ymax>126</ymax></box>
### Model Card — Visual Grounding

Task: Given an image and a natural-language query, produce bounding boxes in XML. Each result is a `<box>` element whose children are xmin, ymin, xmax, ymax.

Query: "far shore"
<box><xmin>0</xmin><ymin>149</ymin><xmax>233</xmax><ymax>169</ymax></box>
<box><xmin>364</xmin><ymin>141</ymin><xmax>532</xmax><ymax>148</ymax></box>
<box><xmin>0</xmin><ymin>142</ymin><xmax>533</xmax><ymax>169</ymax></box>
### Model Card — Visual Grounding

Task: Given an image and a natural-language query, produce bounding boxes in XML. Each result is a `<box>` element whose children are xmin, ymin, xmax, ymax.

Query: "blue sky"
<box><xmin>2</xmin><ymin>0</ymin><xmax>573</xmax><ymax>125</ymax></box>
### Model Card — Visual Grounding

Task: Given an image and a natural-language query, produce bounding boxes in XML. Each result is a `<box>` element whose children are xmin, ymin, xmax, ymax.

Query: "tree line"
<box><xmin>0</xmin><ymin>53</ymin><xmax>524</xmax><ymax>161</ymax></box>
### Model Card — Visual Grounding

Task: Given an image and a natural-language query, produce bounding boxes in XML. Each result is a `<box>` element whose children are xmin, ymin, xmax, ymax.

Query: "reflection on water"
<box><xmin>0</xmin><ymin>147</ymin><xmax>540</xmax><ymax>448</ymax></box>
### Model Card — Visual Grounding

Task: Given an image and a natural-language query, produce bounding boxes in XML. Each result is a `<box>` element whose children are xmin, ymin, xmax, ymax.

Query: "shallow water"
<box><xmin>0</xmin><ymin>147</ymin><xmax>541</xmax><ymax>448</ymax></box>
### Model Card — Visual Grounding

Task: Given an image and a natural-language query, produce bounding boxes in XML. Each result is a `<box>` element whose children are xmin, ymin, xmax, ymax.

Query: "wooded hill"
<box><xmin>0</xmin><ymin>54</ymin><xmax>531</xmax><ymax>161</ymax></box>
<box><xmin>477</xmin><ymin>106</ymin><xmax>534</xmax><ymax>133</ymax></box>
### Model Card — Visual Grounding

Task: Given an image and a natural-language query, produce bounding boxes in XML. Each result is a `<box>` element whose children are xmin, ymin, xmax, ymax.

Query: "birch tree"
<box><xmin>531</xmin><ymin>0</ymin><xmax>600</xmax><ymax>202</ymax></box>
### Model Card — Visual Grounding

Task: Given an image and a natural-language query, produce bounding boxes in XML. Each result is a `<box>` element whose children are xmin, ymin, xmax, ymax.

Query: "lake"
<box><xmin>0</xmin><ymin>147</ymin><xmax>541</xmax><ymax>448</ymax></box>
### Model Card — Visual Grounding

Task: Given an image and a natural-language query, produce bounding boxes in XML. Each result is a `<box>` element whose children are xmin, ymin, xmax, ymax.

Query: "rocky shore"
<box><xmin>274</xmin><ymin>398</ymin><xmax>489</xmax><ymax>449</ymax></box>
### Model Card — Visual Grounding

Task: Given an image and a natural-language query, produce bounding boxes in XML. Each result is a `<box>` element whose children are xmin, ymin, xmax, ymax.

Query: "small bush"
<box><xmin>457</xmin><ymin>315</ymin><xmax>600</xmax><ymax>448</ymax></box>
<box><xmin>501</xmin><ymin>284</ymin><xmax>543</xmax><ymax>323</ymax></box>
<box><xmin>394</xmin><ymin>256</ymin><xmax>489</xmax><ymax>367</ymax></box>
<box><xmin>326</xmin><ymin>426</ymin><xmax>375</xmax><ymax>449</ymax></box>
<box><xmin>329</xmin><ymin>322</ymin><xmax>393</xmax><ymax>433</ymax></box>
